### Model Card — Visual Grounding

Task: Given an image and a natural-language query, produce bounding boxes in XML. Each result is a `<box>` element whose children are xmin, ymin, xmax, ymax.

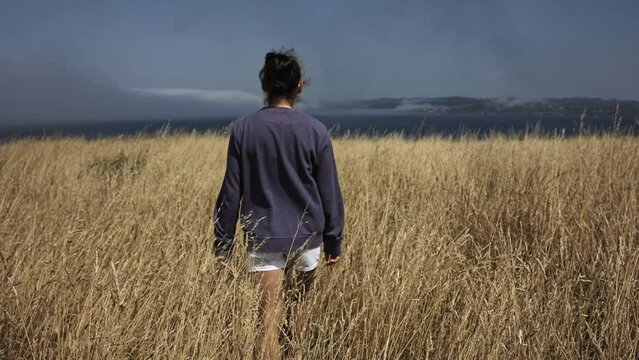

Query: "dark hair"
<box><xmin>259</xmin><ymin>48</ymin><xmax>307</xmax><ymax>105</ymax></box>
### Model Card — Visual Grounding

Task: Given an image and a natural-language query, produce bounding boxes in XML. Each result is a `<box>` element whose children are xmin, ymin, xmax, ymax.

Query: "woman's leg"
<box><xmin>255</xmin><ymin>269</ymin><xmax>285</xmax><ymax>360</ymax></box>
<box><xmin>286</xmin><ymin>269</ymin><xmax>315</xmax><ymax>344</ymax></box>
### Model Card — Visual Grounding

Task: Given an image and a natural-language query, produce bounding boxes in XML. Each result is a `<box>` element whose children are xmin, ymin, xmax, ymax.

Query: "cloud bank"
<box><xmin>130</xmin><ymin>88</ymin><xmax>262</xmax><ymax>107</ymax></box>
<box><xmin>0</xmin><ymin>57</ymin><xmax>262</xmax><ymax>127</ymax></box>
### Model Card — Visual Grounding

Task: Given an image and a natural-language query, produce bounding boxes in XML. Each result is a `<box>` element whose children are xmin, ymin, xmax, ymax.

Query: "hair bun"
<box><xmin>265</xmin><ymin>52</ymin><xmax>277</xmax><ymax>61</ymax></box>
<box><xmin>259</xmin><ymin>48</ymin><xmax>304</xmax><ymax>104</ymax></box>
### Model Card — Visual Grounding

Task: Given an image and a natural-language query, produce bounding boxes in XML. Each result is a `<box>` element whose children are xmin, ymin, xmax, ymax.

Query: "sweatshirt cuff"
<box><xmin>323</xmin><ymin>238</ymin><xmax>342</xmax><ymax>257</ymax></box>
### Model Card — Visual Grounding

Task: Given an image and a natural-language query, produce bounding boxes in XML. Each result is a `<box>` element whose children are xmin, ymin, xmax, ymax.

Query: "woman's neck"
<box><xmin>268</xmin><ymin>98</ymin><xmax>294</xmax><ymax>108</ymax></box>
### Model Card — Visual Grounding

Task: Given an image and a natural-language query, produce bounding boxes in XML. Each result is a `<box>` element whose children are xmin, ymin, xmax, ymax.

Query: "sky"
<box><xmin>1</xmin><ymin>0</ymin><xmax>639</xmax><ymax>124</ymax></box>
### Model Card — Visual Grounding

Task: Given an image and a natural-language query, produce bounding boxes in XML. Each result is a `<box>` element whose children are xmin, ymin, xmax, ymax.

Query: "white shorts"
<box><xmin>247</xmin><ymin>247</ymin><xmax>321</xmax><ymax>272</ymax></box>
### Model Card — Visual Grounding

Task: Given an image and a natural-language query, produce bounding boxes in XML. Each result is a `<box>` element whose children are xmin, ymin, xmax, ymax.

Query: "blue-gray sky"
<box><xmin>1</xmin><ymin>0</ymin><xmax>638</xmax><ymax>124</ymax></box>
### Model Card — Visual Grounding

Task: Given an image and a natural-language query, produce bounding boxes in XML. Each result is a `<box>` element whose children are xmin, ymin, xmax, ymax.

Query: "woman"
<box><xmin>213</xmin><ymin>48</ymin><xmax>345</xmax><ymax>359</ymax></box>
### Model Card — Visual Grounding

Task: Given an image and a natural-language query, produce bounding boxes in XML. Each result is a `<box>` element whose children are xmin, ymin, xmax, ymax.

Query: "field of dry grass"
<box><xmin>0</xmin><ymin>131</ymin><xmax>638</xmax><ymax>359</ymax></box>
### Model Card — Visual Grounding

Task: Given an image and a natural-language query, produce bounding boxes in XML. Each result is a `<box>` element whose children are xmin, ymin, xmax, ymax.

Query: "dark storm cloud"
<box><xmin>1</xmin><ymin>0</ymin><xmax>639</xmax><ymax>125</ymax></box>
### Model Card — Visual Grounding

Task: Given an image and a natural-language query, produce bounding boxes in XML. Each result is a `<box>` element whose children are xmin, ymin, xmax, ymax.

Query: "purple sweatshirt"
<box><xmin>213</xmin><ymin>106</ymin><xmax>344</xmax><ymax>260</ymax></box>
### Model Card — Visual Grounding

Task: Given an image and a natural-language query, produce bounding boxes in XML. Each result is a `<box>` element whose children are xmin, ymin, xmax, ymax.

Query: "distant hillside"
<box><xmin>322</xmin><ymin>97</ymin><xmax>639</xmax><ymax>118</ymax></box>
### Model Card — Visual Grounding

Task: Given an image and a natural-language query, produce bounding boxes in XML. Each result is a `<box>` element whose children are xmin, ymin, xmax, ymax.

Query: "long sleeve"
<box><xmin>315</xmin><ymin>133</ymin><xmax>345</xmax><ymax>257</ymax></box>
<box><xmin>213</xmin><ymin>126</ymin><xmax>242</xmax><ymax>261</ymax></box>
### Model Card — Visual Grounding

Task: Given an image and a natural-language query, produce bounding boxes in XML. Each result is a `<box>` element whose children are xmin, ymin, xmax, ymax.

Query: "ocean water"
<box><xmin>0</xmin><ymin>114</ymin><xmax>637</xmax><ymax>142</ymax></box>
